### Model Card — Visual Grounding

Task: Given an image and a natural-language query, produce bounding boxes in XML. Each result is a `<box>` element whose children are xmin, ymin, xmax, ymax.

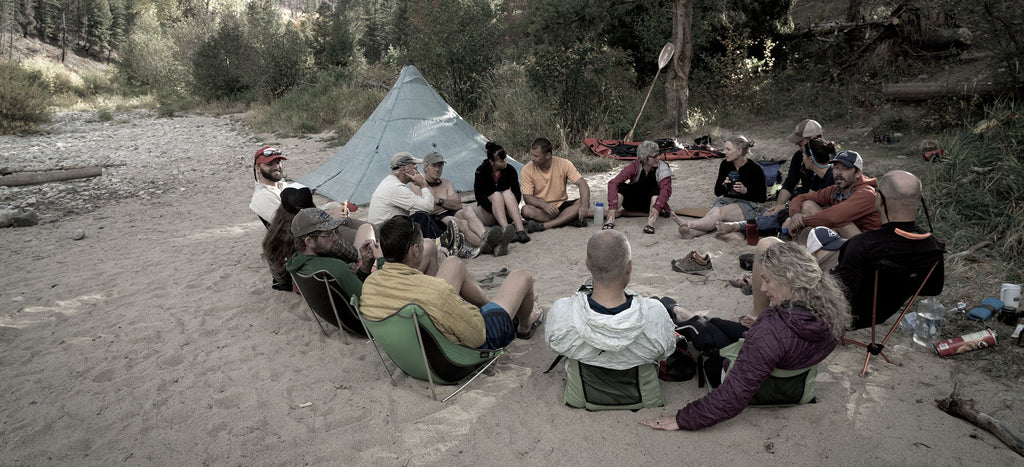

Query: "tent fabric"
<box><xmin>298</xmin><ymin>65</ymin><xmax>523</xmax><ymax>205</ymax></box>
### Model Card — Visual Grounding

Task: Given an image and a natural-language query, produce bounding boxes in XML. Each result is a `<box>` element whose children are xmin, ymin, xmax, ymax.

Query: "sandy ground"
<box><xmin>1</xmin><ymin>113</ymin><xmax>1022</xmax><ymax>465</ymax></box>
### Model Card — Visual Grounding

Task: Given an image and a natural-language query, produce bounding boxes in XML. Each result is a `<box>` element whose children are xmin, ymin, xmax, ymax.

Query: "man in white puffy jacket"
<box><xmin>545</xmin><ymin>230</ymin><xmax>677</xmax><ymax>370</ymax></box>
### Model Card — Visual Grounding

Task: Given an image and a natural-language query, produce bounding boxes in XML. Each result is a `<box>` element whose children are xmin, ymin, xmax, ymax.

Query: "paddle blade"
<box><xmin>657</xmin><ymin>42</ymin><xmax>676</xmax><ymax>69</ymax></box>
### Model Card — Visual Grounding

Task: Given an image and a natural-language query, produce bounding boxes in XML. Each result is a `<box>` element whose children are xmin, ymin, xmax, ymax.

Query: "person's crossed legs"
<box><xmin>435</xmin><ymin>257</ymin><xmax>541</xmax><ymax>340</ymax></box>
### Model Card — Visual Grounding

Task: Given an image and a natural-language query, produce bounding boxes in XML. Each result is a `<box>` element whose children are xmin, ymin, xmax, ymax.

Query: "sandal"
<box><xmin>602</xmin><ymin>222</ymin><xmax>616</xmax><ymax>230</ymax></box>
<box><xmin>729</xmin><ymin>275</ymin><xmax>753</xmax><ymax>296</ymax></box>
<box><xmin>643</xmin><ymin>225</ymin><xmax>655</xmax><ymax>234</ymax></box>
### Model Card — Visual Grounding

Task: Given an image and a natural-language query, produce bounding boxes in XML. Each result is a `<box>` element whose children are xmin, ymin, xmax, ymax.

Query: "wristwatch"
<box><xmin>437</xmin><ymin>197</ymin><xmax>445</xmax><ymax>206</ymax></box>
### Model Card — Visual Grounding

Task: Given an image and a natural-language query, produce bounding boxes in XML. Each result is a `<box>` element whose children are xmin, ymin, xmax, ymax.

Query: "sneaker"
<box><xmin>525</xmin><ymin>219</ymin><xmax>546</xmax><ymax>233</ymax></box>
<box><xmin>479</xmin><ymin>226</ymin><xmax>502</xmax><ymax>255</ymax></box>
<box><xmin>457</xmin><ymin>245</ymin><xmax>480</xmax><ymax>259</ymax></box>
<box><xmin>515</xmin><ymin>230</ymin><xmax>531</xmax><ymax>243</ymax></box>
<box><xmin>671</xmin><ymin>250</ymin><xmax>712</xmax><ymax>275</ymax></box>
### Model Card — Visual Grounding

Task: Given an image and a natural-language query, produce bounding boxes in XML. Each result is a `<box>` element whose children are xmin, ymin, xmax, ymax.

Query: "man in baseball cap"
<box><xmin>369</xmin><ymin>151</ymin><xmax>467</xmax><ymax>256</ymax></box>
<box><xmin>783</xmin><ymin>149</ymin><xmax>880</xmax><ymax>243</ymax></box>
<box><xmin>286</xmin><ymin>208</ymin><xmax>384</xmax><ymax>304</ymax></box>
<box><xmin>250</xmin><ymin>145</ymin><xmax>297</xmax><ymax>226</ymax></box>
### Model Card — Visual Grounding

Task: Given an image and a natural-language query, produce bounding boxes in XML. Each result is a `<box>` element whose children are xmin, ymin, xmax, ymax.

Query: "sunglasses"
<box><xmin>261</xmin><ymin>148</ymin><xmax>282</xmax><ymax>156</ymax></box>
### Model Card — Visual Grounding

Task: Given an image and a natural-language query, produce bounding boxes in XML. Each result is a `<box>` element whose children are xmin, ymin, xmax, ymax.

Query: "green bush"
<box><xmin>0</xmin><ymin>62</ymin><xmax>54</xmax><ymax>134</ymax></box>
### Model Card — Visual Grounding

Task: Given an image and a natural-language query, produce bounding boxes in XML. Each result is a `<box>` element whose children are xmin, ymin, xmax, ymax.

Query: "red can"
<box><xmin>934</xmin><ymin>329</ymin><xmax>997</xmax><ymax>357</ymax></box>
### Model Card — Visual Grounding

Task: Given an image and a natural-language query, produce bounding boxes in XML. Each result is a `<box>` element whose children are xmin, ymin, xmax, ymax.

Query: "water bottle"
<box><xmin>745</xmin><ymin>219</ymin><xmax>759</xmax><ymax>246</ymax></box>
<box><xmin>594</xmin><ymin>202</ymin><xmax>604</xmax><ymax>225</ymax></box>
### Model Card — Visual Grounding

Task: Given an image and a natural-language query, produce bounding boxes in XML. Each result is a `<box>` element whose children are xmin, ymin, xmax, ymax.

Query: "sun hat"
<box><xmin>390</xmin><ymin>152</ymin><xmax>423</xmax><ymax>169</ymax></box>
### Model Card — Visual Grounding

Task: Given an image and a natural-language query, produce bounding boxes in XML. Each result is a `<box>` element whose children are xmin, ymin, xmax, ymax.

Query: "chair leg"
<box><xmin>441</xmin><ymin>354</ymin><xmax>501</xmax><ymax>403</ymax></box>
<box><xmin>413</xmin><ymin>316</ymin><xmax>438</xmax><ymax>400</ymax></box>
<box><xmin>352</xmin><ymin>298</ymin><xmax>396</xmax><ymax>386</ymax></box>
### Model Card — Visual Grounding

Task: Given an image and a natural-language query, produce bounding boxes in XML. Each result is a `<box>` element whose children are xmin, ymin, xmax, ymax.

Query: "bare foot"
<box><xmin>677</xmin><ymin>224</ymin><xmax>695</xmax><ymax>239</ymax></box>
<box><xmin>715</xmin><ymin>221</ymin><xmax>742</xmax><ymax>233</ymax></box>
<box><xmin>714</xmin><ymin>231</ymin><xmax>746</xmax><ymax>243</ymax></box>
<box><xmin>669</xmin><ymin>304</ymin><xmax>697</xmax><ymax>322</ymax></box>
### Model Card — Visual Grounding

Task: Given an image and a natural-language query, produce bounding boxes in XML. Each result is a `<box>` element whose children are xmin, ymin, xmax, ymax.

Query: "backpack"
<box><xmin>697</xmin><ymin>339</ymin><xmax>818</xmax><ymax>406</ymax></box>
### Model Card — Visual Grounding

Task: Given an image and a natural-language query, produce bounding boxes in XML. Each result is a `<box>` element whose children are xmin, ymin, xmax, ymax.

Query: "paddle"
<box><xmin>624</xmin><ymin>42</ymin><xmax>675</xmax><ymax>142</ymax></box>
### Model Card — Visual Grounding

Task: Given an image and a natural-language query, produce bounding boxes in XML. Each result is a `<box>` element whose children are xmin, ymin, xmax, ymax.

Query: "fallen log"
<box><xmin>0</xmin><ymin>167</ymin><xmax>103</xmax><ymax>187</ymax></box>
<box><xmin>0</xmin><ymin>162</ymin><xmax>126</xmax><ymax>175</ymax></box>
<box><xmin>936</xmin><ymin>391</ymin><xmax>1024</xmax><ymax>458</ymax></box>
<box><xmin>786</xmin><ymin>17</ymin><xmax>898</xmax><ymax>39</ymax></box>
<box><xmin>882</xmin><ymin>81</ymin><xmax>1019</xmax><ymax>100</ymax></box>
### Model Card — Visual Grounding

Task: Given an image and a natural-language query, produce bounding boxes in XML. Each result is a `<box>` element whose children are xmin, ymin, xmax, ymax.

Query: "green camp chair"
<box><xmin>291</xmin><ymin>270</ymin><xmax>367</xmax><ymax>342</ymax></box>
<box><xmin>353</xmin><ymin>298</ymin><xmax>503</xmax><ymax>402</ymax></box>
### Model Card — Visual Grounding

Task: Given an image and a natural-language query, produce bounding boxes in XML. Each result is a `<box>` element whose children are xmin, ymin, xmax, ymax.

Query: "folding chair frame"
<box><xmin>291</xmin><ymin>270</ymin><xmax>366</xmax><ymax>343</ymax></box>
<box><xmin>842</xmin><ymin>260</ymin><xmax>940</xmax><ymax>375</ymax></box>
<box><xmin>353</xmin><ymin>298</ymin><xmax>501</xmax><ymax>402</ymax></box>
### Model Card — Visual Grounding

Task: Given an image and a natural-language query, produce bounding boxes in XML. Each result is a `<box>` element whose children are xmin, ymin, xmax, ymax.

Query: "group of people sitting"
<box><xmin>248</xmin><ymin>118</ymin><xmax>946</xmax><ymax>431</ymax></box>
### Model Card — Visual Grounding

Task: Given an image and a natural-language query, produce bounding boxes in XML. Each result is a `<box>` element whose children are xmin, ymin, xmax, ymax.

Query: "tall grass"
<box><xmin>924</xmin><ymin>100</ymin><xmax>1024</xmax><ymax>282</ymax></box>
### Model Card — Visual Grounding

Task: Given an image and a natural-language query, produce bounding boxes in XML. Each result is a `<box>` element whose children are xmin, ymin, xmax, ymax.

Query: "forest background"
<box><xmin>0</xmin><ymin>0</ymin><xmax>1021</xmax><ymax>282</ymax></box>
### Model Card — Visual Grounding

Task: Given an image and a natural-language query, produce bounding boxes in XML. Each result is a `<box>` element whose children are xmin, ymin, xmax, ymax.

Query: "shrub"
<box><xmin>0</xmin><ymin>62</ymin><xmax>53</xmax><ymax>134</ymax></box>
<box><xmin>925</xmin><ymin>100</ymin><xmax>1024</xmax><ymax>281</ymax></box>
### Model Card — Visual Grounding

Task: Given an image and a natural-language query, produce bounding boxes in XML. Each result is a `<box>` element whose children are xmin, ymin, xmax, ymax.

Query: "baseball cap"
<box><xmin>786</xmin><ymin>119</ymin><xmax>823</xmax><ymax>144</ymax></box>
<box><xmin>291</xmin><ymin>207</ymin><xmax>345</xmax><ymax>237</ymax></box>
<box><xmin>391</xmin><ymin>152</ymin><xmax>423</xmax><ymax>169</ymax></box>
<box><xmin>806</xmin><ymin>226</ymin><xmax>846</xmax><ymax>254</ymax></box>
<box><xmin>254</xmin><ymin>146</ymin><xmax>287</xmax><ymax>165</ymax></box>
<box><xmin>829</xmin><ymin>150</ymin><xmax>863</xmax><ymax>170</ymax></box>
<box><xmin>423</xmin><ymin>151</ymin><xmax>445</xmax><ymax>165</ymax></box>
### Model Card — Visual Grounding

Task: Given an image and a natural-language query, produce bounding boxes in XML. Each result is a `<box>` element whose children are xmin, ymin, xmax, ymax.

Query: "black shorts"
<box><xmin>557</xmin><ymin>198</ymin><xmax>579</xmax><ymax>213</ymax></box>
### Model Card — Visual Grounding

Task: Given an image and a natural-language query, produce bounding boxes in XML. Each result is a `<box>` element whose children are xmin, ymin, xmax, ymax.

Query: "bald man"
<box><xmin>546</xmin><ymin>230</ymin><xmax>676</xmax><ymax>371</ymax></box>
<box><xmin>833</xmin><ymin>170</ymin><xmax>945</xmax><ymax>329</ymax></box>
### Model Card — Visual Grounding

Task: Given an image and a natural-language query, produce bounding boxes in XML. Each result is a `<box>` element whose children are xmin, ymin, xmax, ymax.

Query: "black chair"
<box><xmin>291</xmin><ymin>270</ymin><xmax>368</xmax><ymax>341</ymax></box>
<box><xmin>843</xmin><ymin>253</ymin><xmax>943</xmax><ymax>375</ymax></box>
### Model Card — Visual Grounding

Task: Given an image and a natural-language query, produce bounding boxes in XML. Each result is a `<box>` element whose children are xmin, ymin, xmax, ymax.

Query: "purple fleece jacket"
<box><xmin>675</xmin><ymin>304</ymin><xmax>838</xmax><ymax>430</ymax></box>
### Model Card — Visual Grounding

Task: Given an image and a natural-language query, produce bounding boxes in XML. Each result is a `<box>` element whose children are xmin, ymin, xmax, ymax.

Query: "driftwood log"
<box><xmin>0</xmin><ymin>167</ymin><xmax>103</xmax><ymax>187</ymax></box>
<box><xmin>936</xmin><ymin>391</ymin><xmax>1024</xmax><ymax>457</ymax></box>
<box><xmin>785</xmin><ymin>18</ymin><xmax>898</xmax><ymax>39</ymax></box>
<box><xmin>882</xmin><ymin>81</ymin><xmax>1018</xmax><ymax>100</ymax></box>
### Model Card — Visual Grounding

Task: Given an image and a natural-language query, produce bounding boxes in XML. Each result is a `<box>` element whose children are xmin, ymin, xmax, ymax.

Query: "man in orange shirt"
<box><xmin>520</xmin><ymin>137</ymin><xmax>593</xmax><ymax>231</ymax></box>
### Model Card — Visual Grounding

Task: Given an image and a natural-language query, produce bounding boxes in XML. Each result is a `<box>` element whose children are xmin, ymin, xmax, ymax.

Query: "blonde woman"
<box><xmin>643</xmin><ymin>241</ymin><xmax>850</xmax><ymax>430</ymax></box>
<box><xmin>675</xmin><ymin>135</ymin><xmax>766</xmax><ymax>239</ymax></box>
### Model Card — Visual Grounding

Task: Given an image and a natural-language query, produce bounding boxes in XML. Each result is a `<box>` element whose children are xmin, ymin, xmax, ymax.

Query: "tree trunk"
<box><xmin>666</xmin><ymin>0</ymin><xmax>693</xmax><ymax>136</ymax></box>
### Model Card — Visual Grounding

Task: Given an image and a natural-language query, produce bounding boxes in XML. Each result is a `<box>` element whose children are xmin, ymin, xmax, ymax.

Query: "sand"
<box><xmin>1</xmin><ymin>113</ymin><xmax>1021</xmax><ymax>465</ymax></box>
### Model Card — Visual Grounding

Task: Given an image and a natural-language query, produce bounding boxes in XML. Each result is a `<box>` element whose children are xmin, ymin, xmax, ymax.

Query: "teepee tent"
<box><xmin>298</xmin><ymin>65</ymin><xmax>523</xmax><ymax>205</ymax></box>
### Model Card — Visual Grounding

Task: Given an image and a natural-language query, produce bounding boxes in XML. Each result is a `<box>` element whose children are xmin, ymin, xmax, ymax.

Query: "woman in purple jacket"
<box><xmin>603</xmin><ymin>140</ymin><xmax>673</xmax><ymax>234</ymax></box>
<box><xmin>643</xmin><ymin>241</ymin><xmax>850</xmax><ymax>431</ymax></box>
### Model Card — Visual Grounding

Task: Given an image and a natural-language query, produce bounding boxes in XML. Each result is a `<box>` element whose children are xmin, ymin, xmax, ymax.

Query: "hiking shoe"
<box><xmin>672</xmin><ymin>250</ymin><xmax>712</xmax><ymax>275</ymax></box>
<box><xmin>439</xmin><ymin>219</ymin><xmax>464</xmax><ymax>252</ymax></box>
<box><xmin>493</xmin><ymin>240</ymin><xmax>508</xmax><ymax>257</ymax></box>
<box><xmin>457</xmin><ymin>245</ymin><xmax>480</xmax><ymax>259</ymax></box>
<box><xmin>479</xmin><ymin>226</ymin><xmax>502</xmax><ymax>255</ymax></box>
<box><xmin>515</xmin><ymin>230</ymin><xmax>531</xmax><ymax>243</ymax></box>
<box><xmin>502</xmin><ymin>224</ymin><xmax>517</xmax><ymax>245</ymax></box>
<box><xmin>525</xmin><ymin>219</ymin><xmax>546</xmax><ymax>233</ymax></box>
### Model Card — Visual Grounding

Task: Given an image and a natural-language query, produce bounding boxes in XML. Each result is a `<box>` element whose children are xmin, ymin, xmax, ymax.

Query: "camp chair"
<box><xmin>842</xmin><ymin>256</ymin><xmax>943</xmax><ymax>375</ymax></box>
<box><xmin>562</xmin><ymin>359</ymin><xmax>664</xmax><ymax>411</ymax></box>
<box><xmin>353</xmin><ymin>299</ymin><xmax>503</xmax><ymax>402</ymax></box>
<box><xmin>290</xmin><ymin>270</ymin><xmax>367</xmax><ymax>342</ymax></box>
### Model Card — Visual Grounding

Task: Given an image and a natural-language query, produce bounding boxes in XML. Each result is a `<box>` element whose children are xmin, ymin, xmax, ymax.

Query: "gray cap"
<box><xmin>787</xmin><ymin>119</ymin><xmax>823</xmax><ymax>144</ymax></box>
<box><xmin>291</xmin><ymin>207</ymin><xmax>345</xmax><ymax>237</ymax></box>
<box><xmin>829</xmin><ymin>150</ymin><xmax>863</xmax><ymax>170</ymax></box>
<box><xmin>390</xmin><ymin>152</ymin><xmax>423</xmax><ymax>169</ymax></box>
<box><xmin>423</xmin><ymin>151</ymin><xmax>445</xmax><ymax>165</ymax></box>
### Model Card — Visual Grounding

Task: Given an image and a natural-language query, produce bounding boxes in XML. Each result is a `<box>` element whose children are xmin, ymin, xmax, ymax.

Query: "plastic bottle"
<box><xmin>594</xmin><ymin>202</ymin><xmax>604</xmax><ymax>225</ymax></box>
<box><xmin>745</xmin><ymin>219</ymin><xmax>759</xmax><ymax>246</ymax></box>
